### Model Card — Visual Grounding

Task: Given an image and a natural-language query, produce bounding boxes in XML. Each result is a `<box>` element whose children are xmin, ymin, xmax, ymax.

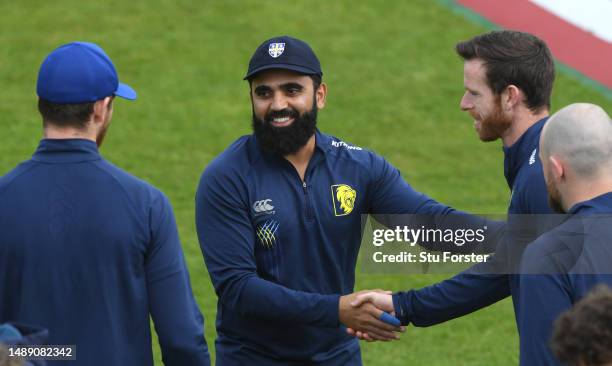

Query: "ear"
<box><xmin>502</xmin><ymin>85</ymin><xmax>521</xmax><ymax>111</ymax></box>
<box><xmin>92</xmin><ymin>97</ymin><xmax>113</xmax><ymax>124</ymax></box>
<box><xmin>315</xmin><ymin>82</ymin><xmax>327</xmax><ymax>109</ymax></box>
<box><xmin>549</xmin><ymin>155</ymin><xmax>565</xmax><ymax>181</ymax></box>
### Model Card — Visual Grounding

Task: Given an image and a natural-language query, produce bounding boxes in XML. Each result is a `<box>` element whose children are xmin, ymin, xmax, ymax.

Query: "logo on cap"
<box><xmin>268</xmin><ymin>43</ymin><xmax>285</xmax><ymax>58</ymax></box>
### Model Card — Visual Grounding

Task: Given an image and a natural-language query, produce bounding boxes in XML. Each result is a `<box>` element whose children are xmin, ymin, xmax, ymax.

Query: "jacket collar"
<box><xmin>31</xmin><ymin>138</ymin><xmax>101</xmax><ymax>163</ymax></box>
<box><xmin>503</xmin><ymin>117</ymin><xmax>548</xmax><ymax>189</ymax></box>
<box><xmin>568</xmin><ymin>192</ymin><xmax>612</xmax><ymax>215</ymax></box>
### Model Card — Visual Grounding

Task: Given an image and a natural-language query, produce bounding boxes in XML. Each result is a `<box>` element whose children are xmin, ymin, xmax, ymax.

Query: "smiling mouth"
<box><xmin>270</xmin><ymin>116</ymin><xmax>294</xmax><ymax>127</ymax></box>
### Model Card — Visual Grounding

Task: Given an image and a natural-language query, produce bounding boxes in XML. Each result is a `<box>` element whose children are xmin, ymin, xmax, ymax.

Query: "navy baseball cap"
<box><xmin>244</xmin><ymin>36</ymin><xmax>322</xmax><ymax>80</ymax></box>
<box><xmin>37</xmin><ymin>42</ymin><xmax>137</xmax><ymax>104</ymax></box>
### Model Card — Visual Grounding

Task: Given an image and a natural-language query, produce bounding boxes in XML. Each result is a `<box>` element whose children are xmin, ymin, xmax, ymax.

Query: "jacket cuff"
<box><xmin>325</xmin><ymin>294</ymin><xmax>342</xmax><ymax>327</ymax></box>
<box><xmin>393</xmin><ymin>292</ymin><xmax>410</xmax><ymax>325</ymax></box>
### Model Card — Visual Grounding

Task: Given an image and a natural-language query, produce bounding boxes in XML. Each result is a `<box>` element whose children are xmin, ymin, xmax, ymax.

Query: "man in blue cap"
<box><xmin>0</xmin><ymin>42</ymin><xmax>210</xmax><ymax>366</ymax></box>
<box><xmin>196</xmin><ymin>35</ymin><xmax>503</xmax><ymax>365</ymax></box>
<box><xmin>0</xmin><ymin>323</ymin><xmax>48</xmax><ymax>366</ymax></box>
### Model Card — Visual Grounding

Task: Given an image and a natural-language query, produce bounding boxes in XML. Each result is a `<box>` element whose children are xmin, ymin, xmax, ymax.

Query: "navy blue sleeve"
<box><xmin>390</xmin><ymin>216</ymin><xmax>548</xmax><ymax>327</ymax></box>
<box><xmin>146</xmin><ymin>192</ymin><xmax>211</xmax><ymax>366</ymax></box>
<box><xmin>391</xmin><ymin>224</ymin><xmax>519</xmax><ymax>326</ymax></box>
<box><xmin>368</xmin><ymin>154</ymin><xmax>503</xmax><ymax>254</ymax></box>
<box><xmin>392</xmin><ymin>257</ymin><xmax>511</xmax><ymax>326</ymax></box>
<box><xmin>196</xmin><ymin>166</ymin><xmax>340</xmax><ymax>327</ymax></box>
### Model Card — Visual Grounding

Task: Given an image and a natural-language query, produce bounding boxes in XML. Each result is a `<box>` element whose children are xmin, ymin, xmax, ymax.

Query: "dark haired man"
<box><xmin>195</xmin><ymin>35</ymin><xmax>503</xmax><ymax>365</ymax></box>
<box><xmin>350</xmin><ymin>31</ymin><xmax>560</xmax><ymax>361</ymax></box>
<box><xmin>551</xmin><ymin>285</ymin><xmax>612</xmax><ymax>366</ymax></box>
<box><xmin>456</xmin><ymin>31</ymin><xmax>554</xmax><ymax>215</ymax></box>
<box><xmin>0</xmin><ymin>42</ymin><xmax>210</xmax><ymax>366</ymax></box>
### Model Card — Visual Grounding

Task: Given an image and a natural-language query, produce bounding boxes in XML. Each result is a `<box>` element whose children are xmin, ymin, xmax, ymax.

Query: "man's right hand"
<box><xmin>345</xmin><ymin>291</ymin><xmax>400</xmax><ymax>342</ymax></box>
<box><xmin>339</xmin><ymin>290</ymin><xmax>402</xmax><ymax>341</ymax></box>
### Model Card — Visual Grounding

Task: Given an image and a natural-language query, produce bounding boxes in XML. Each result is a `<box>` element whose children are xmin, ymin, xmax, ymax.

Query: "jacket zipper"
<box><xmin>302</xmin><ymin>180</ymin><xmax>314</xmax><ymax>222</ymax></box>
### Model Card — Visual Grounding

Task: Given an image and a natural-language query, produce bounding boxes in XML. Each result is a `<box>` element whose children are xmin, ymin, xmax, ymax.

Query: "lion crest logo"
<box><xmin>331</xmin><ymin>184</ymin><xmax>357</xmax><ymax>216</ymax></box>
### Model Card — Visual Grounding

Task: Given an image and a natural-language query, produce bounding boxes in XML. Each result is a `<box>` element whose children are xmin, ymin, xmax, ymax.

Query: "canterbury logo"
<box><xmin>331</xmin><ymin>184</ymin><xmax>357</xmax><ymax>216</ymax></box>
<box><xmin>253</xmin><ymin>199</ymin><xmax>275</xmax><ymax>213</ymax></box>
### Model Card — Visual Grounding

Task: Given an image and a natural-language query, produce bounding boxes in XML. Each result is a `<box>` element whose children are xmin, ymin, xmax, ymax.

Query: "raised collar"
<box><xmin>31</xmin><ymin>139</ymin><xmax>101</xmax><ymax>164</ymax></box>
<box><xmin>503</xmin><ymin>117</ymin><xmax>549</xmax><ymax>189</ymax></box>
<box><xmin>568</xmin><ymin>192</ymin><xmax>612</xmax><ymax>215</ymax></box>
<box><xmin>314</xmin><ymin>129</ymin><xmax>332</xmax><ymax>153</ymax></box>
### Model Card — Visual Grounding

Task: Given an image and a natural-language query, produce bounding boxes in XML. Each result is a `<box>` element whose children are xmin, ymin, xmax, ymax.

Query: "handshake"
<box><xmin>339</xmin><ymin>290</ymin><xmax>405</xmax><ymax>342</ymax></box>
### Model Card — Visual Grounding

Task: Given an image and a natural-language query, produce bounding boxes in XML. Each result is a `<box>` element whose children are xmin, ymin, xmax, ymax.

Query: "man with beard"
<box><xmin>195</xmin><ymin>36</ymin><xmax>503</xmax><ymax>365</ymax></box>
<box><xmin>459</xmin><ymin>30</ymin><xmax>552</xmax><ymax>215</ymax></box>
<box><xmin>518</xmin><ymin>103</ymin><xmax>612</xmax><ymax>364</ymax></box>
<box><xmin>0</xmin><ymin>42</ymin><xmax>210</xmax><ymax>365</ymax></box>
<box><xmin>349</xmin><ymin>31</ymin><xmax>563</xmax><ymax>358</ymax></box>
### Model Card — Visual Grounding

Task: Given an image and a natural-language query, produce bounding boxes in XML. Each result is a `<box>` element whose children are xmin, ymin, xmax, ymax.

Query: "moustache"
<box><xmin>265</xmin><ymin>108</ymin><xmax>299</xmax><ymax>124</ymax></box>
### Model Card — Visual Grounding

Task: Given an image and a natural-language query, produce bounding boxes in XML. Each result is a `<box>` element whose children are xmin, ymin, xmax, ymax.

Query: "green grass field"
<box><xmin>1</xmin><ymin>1</ymin><xmax>610</xmax><ymax>364</ymax></box>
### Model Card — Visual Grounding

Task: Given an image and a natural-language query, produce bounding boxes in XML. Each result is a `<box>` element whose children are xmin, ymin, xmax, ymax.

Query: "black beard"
<box><xmin>252</xmin><ymin>104</ymin><xmax>317</xmax><ymax>156</ymax></box>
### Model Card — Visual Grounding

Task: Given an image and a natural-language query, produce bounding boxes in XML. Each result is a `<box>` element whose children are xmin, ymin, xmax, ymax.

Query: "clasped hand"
<box><xmin>339</xmin><ymin>289</ymin><xmax>404</xmax><ymax>342</ymax></box>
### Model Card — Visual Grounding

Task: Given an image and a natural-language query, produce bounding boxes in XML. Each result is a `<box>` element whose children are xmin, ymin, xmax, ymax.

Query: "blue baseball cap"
<box><xmin>244</xmin><ymin>36</ymin><xmax>322</xmax><ymax>80</ymax></box>
<box><xmin>37</xmin><ymin>42</ymin><xmax>137</xmax><ymax>104</ymax></box>
<box><xmin>0</xmin><ymin>323</ymin><xmax>22</xmax><ymax>341</ymax></box>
